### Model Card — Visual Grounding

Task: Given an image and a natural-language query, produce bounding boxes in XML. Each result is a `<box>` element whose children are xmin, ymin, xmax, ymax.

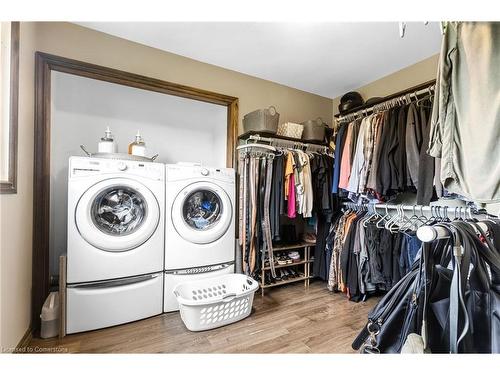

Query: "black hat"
<box><xmin>365</xmin><ymin>97</ymin><xmax>383</xmax><ymax>106</ymax></box>
<box><xmin>338</xmin><ymin>91</ymin><xmax>364</xmax><ymax>114</ymax></box>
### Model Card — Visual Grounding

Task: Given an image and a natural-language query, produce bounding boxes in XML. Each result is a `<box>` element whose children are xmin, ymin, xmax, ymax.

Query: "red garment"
<box><xmin>287</xmin><ymin>174</ymin><xmax>296</xmax><ymax>218</ymax></box>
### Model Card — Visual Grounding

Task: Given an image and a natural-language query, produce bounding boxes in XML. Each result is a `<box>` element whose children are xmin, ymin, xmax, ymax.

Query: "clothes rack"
<box><xmin>335</xmin><ymin>80</ymin><xmax>435</xmax><ymax>123</ymax></box>
<box><xmin>340</xmin><ymin>201</ymin><xmax>494</xmax><ymax>242</ymax></box>
<box><xmin>341</xmin><ymin>201</ymin><xmax>483</xmax><ymax>216</ymax></box>
<box><xmin>245</xmin><ymin>134</ymin><xmax>331</xmax><ymax>154</ymax></box>
<box><xmin>238</xmin><ymin>132</ymin><xmax>336</xmax><ymax>292</ymax></box>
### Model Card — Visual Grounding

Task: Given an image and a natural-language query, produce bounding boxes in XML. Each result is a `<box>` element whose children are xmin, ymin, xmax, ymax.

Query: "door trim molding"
<box><xmin>32</xmin><ymin>52</ymin><xmax>239</xmax><ymax>334</ymax></box>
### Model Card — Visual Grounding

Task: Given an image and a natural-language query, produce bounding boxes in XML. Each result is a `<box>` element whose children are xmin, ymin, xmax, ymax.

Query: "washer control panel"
<box><xmin>69</xmin><ymin>156</ymin><xmax>164</xmax><ymax>180</ymax></box>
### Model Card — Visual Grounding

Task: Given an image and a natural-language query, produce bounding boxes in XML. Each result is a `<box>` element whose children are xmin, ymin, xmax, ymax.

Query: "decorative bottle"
<box><xmin>98</xmin><ymin>127</ymin><xmax>116</xmax><ymax>154</ymax></box>
<box><xmin>128</xmin><ymin>131</ymin><xmax>146</xmax><ymax>157</ymax></box>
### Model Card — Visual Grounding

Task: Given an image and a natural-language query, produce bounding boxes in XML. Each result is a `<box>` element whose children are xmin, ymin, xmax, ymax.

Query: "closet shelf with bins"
<box><xmin>238</xmin><ymin>131</ymin><xmax>330</xmax><ymax>147</ymax></box>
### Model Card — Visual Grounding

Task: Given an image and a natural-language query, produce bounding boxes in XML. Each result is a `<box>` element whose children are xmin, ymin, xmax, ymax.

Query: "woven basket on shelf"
<box><xmin>276</xmin><ymin>122</ymin><xmax>304</xmax><ymax>139</ymax></box>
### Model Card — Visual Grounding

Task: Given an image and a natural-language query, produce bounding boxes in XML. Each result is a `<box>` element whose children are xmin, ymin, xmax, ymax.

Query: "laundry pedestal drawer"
<box><xmin>66</xmin><ymin>272</ymin><xmax>163</xmax><ymax>334</ymax></box>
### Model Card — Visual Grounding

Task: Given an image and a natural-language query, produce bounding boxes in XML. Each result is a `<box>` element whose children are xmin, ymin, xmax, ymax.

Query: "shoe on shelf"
<box><xmin>274</xmin><ymin>270</ymin><xmax>282</xmax><ymax>282</ymax></box>
<box><xmin>302</xmin><ymin>233</ymin><xmax>317</xmax><ymax>244</ymax></box>
<box><xmin>288</xmin><ymin>251</ymin><xmax>301</xmax><ymax>262</ymax></box>
<box><xmin>280</xmin><ymin>269</ymin><xmax>286</xmax><ymax>279</ymax></box>
<box><xmin>277</xmin><ymin>256</ymin><xmax>287</xmax><ymax>265</ymax></box>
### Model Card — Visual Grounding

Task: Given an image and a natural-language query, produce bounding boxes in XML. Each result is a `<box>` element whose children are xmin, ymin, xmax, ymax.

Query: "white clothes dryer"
<box><xmin>66</xmin><ymin>156</ymin><xmax>164</xmax><ymax>333</ymax></box>
<box><xmin>164</xmin><ymin>164</ymin><xmax>236</xmax><ymax>270</ymax></box>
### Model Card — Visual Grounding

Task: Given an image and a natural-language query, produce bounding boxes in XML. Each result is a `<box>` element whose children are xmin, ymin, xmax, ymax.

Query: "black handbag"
<box><xmin>458</xmin><ymin>222</ymin><xmax>500</xmax><ymax>353</ymax></box>
<box><xmin>353</xmin><ymin>220</ymin><xmax>500</xmax><ymax>354</ymax></box>
<box><xmin>352</xmin><ymin>255</ymin><xmax>425</xmax><ymax>353</ymax></box>
<box><xmin>429</xmin><ymin>221</ymin><xmax>500</xmax><ymax>353</ymax></box>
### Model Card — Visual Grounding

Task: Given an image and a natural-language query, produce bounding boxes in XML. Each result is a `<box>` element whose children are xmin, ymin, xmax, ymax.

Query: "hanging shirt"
<box><xmin>298</xmin><ymin>150</ymin><xmax>314</xmax><ymax>218</ymax></box>
<box><xmin>428</xmin><ymin>22</ymin><xmax>500</xmax><ymax>203</ymax></box>
<box><xmin>270</xmin><ymin>155</ymin><xmax>285</xmax><ymax>241</ymax></box>
<box><xmin>332</xmin><ymin>123</ymin><xmax>348</xmax><ymax>194</ymax></box>
<box><xmin>416</xmin><ymin>101</ymin><xmax>435</xmax><ymax>205</ymax></box>
<box><xmin>284</xmin><ymin>151</ymin><xmax>297</xmax><ymax>218</ymax></box>
<box><xmin>359</xmin><ymin>114</ymin><xmax>381</xmax><ymax>193</ymax></box>
<box><xmin>284</xmin><ymin>151</ymin><xmax>294</xmax><ymax>198</ymax></box>
<box><xmin>347</xmin><ymin>117</ymin><xmax>369</xmax><ymax>193</ymax></box>
<box><xmin>293</xmin><ymin>151</ymin><xmax>305</xmax><ymax>215</ymax></box>
<box><xmin>366</xmin><ymin>111</ymin><xmax>386</xmax><ymax>192</ymax></box>
<box><xmin>338</xmin><ymin>124</ymin><xmax>353</xmax><ymax>190</ymax></box>
<box><xmin>405</xmin><ymin>103</ymin><xmax>423</xmax><ymax>187</ymax></box>
<box><xmin>287</xmin><ymin>174</ymin><xmax>296</xmax><ymax>219</ymax></box>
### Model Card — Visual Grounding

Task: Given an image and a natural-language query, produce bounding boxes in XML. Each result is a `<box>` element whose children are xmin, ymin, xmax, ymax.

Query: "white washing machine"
<box><xmin>163</xmin><ymin>163</ymin><xmax>236</xmax><ymax>311</ymax></box>
<box><xmin>66</xmin><ymin>156</ymin><xmax>164</xmax><ymax>333</ymax></box>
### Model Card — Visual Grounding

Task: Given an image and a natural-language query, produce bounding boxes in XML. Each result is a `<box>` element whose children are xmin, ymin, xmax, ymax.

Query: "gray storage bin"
<box><xmin>243</xmin><ymin>106</ymin><xmax>279</xmax><ymax>134</ymax></box>
<box><xmin>301</xmin><ymin>117</ymin><xmax>329</xmax><ymax>142</ymax></box>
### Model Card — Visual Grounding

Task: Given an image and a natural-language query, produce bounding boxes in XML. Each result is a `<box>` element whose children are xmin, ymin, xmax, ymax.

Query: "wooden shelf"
<box><xmin>259</xmin><ymin>242</ymin><xmax>313</xmax><ymax>296</ymax></box>
<box><xmin>260</xmin><ymin>276</ymin><xmax>312</xmax><ymax>289</ymax></box>
<box><xmin>263</xmin><ymin>259</ymin><xmax>313</xmax><ymax>271</ymax></box>
<box><xmin>271</xmin><ymin>242</ymin><xmax>316</xmax><ymax>252</ymax></box>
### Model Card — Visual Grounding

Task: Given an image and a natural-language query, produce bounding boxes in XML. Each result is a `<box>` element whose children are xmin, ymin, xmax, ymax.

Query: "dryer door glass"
<box><xmin>182</xmin><ymin>190</ymin><xmax>222</xmax><ymax>230</ymax></box>
<box><xmin>91</xmin><ymin>186</ymin><xmax>147</xmax><ymax>236</ymax></box>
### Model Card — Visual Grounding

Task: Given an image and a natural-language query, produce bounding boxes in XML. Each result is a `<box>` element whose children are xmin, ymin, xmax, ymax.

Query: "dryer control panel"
<box><xmin>166</xmin><ymin>163</ymin><xmax>235</xmax><ymax>183</ymax></box>
<box><xmin>69</xmin><ymin>156</ymin><xmax>164</xmax><ymax>181</ymax></box>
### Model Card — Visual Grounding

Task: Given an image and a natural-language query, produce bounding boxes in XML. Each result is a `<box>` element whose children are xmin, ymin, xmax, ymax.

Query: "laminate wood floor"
<box><xmin>28</xmin><ymin>281</ymin><xmax>378</xmax><ymax>354</ymax></box>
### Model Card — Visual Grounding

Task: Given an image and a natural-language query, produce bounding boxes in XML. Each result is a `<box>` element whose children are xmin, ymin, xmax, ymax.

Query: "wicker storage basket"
<box><xmin>276</xmin><ymin>122</ymin><xmax>304</xmax><ymax>139</ymax></box>
<box><xmin>243</xmin><ymin>106</ymin><xmax>280</xmax><ymax>134</ymax></box>
<box><xmin>301</xmin><ymin>117</ymin><xmax>329</xmax><ymax>142</ymax></box>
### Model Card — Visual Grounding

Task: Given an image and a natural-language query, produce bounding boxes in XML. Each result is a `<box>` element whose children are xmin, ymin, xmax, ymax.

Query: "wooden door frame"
<box><xmin>0</xmin><ymin>22</ymin><xmax>20</xmax><ymax>194</ymax></box>
<box><xmin>32</xmin><ymin>52</ymin><xmax>239</xmax><ymax>333</ymax></box>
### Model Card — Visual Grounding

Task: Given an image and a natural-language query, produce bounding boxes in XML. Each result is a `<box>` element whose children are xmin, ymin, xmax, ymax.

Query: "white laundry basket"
<box><xmin>174</xmin><ymin>274</ymin><xmax>259</xmax><ymax>331</ymax></box>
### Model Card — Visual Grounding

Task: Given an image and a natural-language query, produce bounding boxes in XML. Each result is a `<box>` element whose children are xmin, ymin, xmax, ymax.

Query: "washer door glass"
<box><xmin>76</xmin><ymin>178</ymin><xmax>160</xmax><ymax>252</ymax></box>
<box><xmin>182</xmin><ymin>190</ymin><xmax>222</xmax><ymax>230</ymax></box>
<box><xmin>172</xmin><ymin>181</ymin><xmax>232</xmax><ymax>244</ymax></box>
<box><xmin>91</xmin><ymin>187</ymin><xmax>147</xmax><ymax>235</ymax></box>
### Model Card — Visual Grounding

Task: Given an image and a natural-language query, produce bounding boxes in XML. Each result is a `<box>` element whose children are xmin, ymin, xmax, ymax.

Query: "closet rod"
<box><xmin>416</xmin><ymin>223</ymin><xmax>489</xmax><ymax>243</ymax></box>
<box><xmin>341</xmin><ymin>202</ymin><xmax>492</xmax><ymax>243</ymax></box>
<box><xmin>342</xmin><ymin>202</ymin><xmax>474</xmax><ymax>214</ymax></box>
<box><xmin>247</xmin><ymin>134</ymin><xmax>330</xmax><ymax>153</ymax></box>
<box><xmin>336</xmin><ymin>81</ymin><xmax>435</xmax><ymax>123</ymax></box>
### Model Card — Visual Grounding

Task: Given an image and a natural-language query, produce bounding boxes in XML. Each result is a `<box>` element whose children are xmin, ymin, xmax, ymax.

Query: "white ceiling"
<box><xmin>77</xmin><ymin>22</ymin><xmax>442</xmax><ymax>98</ymax></box>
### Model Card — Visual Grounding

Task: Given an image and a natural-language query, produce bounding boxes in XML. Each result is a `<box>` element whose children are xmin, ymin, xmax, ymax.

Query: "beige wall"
<box><xmin>332</xmin><ymin>54</ymin><xmax>439</xmax><ymax>116</ymax></box>
<box><xmin>0</xmin><ymin>22</ymin><xmax>332</xmax><ymax>349</ymax></box>
<box><xmin>0</xmin><ymin>22</ymin><xmax>35</xmax><ymax>351</ymax></box>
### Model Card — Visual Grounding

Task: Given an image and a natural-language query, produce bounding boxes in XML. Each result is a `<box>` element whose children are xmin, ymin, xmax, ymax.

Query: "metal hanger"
<box><xmin>384</xmin><ymin>205</ymin><xmax>400</xmax><ymax>232</ymax></box>
<box><xmin>424</xmin><ymin>206</ymin><xmax>437</xmax><ymax>225</ymax></box>
<box><xmin>376</xmin><ymin>204</ymin><xmax>391</xmax><ymax>228</ymax></box>
<box><xmin>400</xmin><ymin>205</ymin><xmax>420</xmax><ymax>232</ymax></box>
<box><xmin>362</xmin><ymin>204</ymin><xmax>381</xmax><ymax>227</ymax></box>
<box><xmin>442</xmin><ymin>206</ymin><xmax>451</xmax><ymax>222</ymax></box>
